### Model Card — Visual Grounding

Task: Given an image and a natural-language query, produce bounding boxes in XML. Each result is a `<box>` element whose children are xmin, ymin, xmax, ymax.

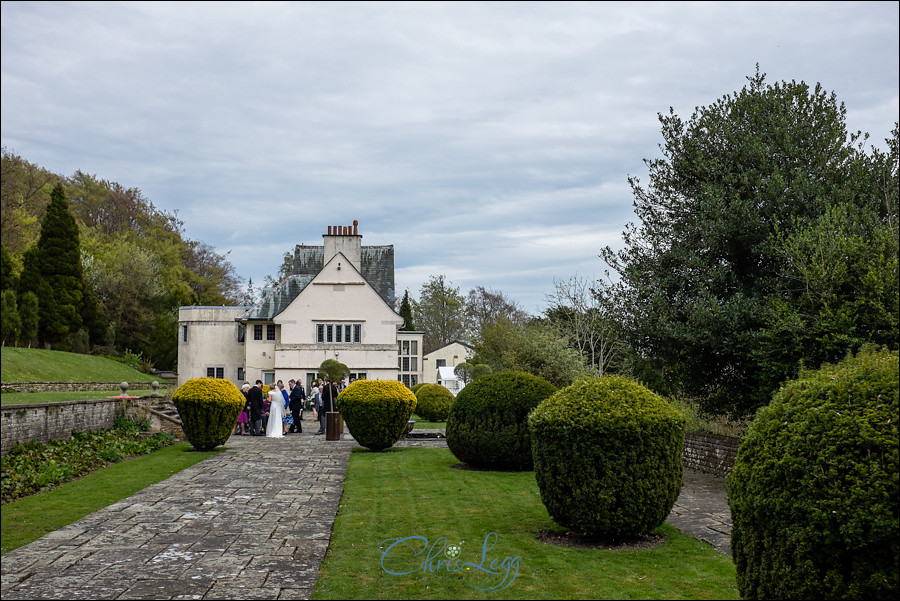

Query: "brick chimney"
<box><xmin>323</xmin><ymin>220</ymin><xmax>362</xmax><ymax>271</ymax></box>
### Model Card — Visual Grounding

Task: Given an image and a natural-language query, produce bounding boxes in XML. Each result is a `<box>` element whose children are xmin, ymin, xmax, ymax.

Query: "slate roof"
<box><xmin>239</xmin><ymin>243</ymin><xmax>396</xmax><ymax>321</ymax></box>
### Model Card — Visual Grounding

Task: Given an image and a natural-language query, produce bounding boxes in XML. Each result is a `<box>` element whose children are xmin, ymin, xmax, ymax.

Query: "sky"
<box><xmin>2</xmin><ymin>1</ymin><xmax>898</xmax><ymax>315</ymax></box>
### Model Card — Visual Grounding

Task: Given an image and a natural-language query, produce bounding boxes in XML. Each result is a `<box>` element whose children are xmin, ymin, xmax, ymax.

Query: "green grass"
<box><xmin>1</xmin><ymin>389</ymin><xmax>170</xmax><ymax>405</ymax></box>
<box><xmin>1</xmin><ymin>443</ymin><xmax>219</xmax><ymax>555</ymax></box>
<box><xmin>313</xmin><ymin>447</ymin><xmax>738</xmax><ymax>600</ymax></box>
<box><xmin>1</xmin><ymin>347</ymin><xmax>157</xmax><ymax>384</ymax></box>
<box><xmin>410</xmin><ymin>413</ymin><xmax>446</xmax><ymax>429</ymax></box>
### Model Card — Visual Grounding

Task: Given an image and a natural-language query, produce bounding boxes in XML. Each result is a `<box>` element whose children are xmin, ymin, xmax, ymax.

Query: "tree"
<box><xmin>318</xmin><ymin>358</ymin><xmax>350</xmax><ymax>383</ymax></box>
<box><xmin>398</xmin><ymin>289</ymin><xmax>415</xmax><ymax>330</ymax></box>
<box><xmin>413</xmin><ymin>275</ymin><xmax>466</xmax><ymax>353</ymax></box>
<box><xmin>1</xmin><ymin>290</ymin><xmax>20</xmax><ymax>346</ymax></box>
<box><xmin>1</xmin><ymin>244</ymin><xmax>18</xmax><ymax>291</ymax></box>
<box><xmin>454</xmin><ymin>362</ymin><xmax>473</xmax><ymax>385</ymax></box>
<box><xmin>601</xmin><ymin>68</ymin><xmax>898</xmax><ymax>415</ymax></box>
<box><xmin>18</xmin><ymin>291</ymin><xmax>39</xmax><ymax>348</ymax></box>
<box><xmin>545</xmin><ymin>274</ymin><xmax>625</xmax><ymax>376</ymax></box>
<box><xmin>464</xmin><ymin>286</ymin><xmax>529</xmax><ymax>343</ymax></box>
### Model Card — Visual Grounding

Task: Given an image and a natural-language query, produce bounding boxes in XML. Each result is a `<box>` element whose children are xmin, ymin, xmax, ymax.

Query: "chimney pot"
<box><xmin>327</xmin><ymin>226</ymin><xmax>332</xmax><ymax>235</ymax></box>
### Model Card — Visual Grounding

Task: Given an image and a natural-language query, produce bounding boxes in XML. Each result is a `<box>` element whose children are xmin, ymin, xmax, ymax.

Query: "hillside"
<box><xmin>1</xmin><ymin>348</ymin><xmax>158</xmax><ymax>383</ymax></box>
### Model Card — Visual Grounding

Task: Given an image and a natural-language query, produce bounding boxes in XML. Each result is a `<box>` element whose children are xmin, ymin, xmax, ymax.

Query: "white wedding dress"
<box><xmin>266</xmin><ymin>388</ymin><xmax>284</xmax><ymax>438</ymax></box>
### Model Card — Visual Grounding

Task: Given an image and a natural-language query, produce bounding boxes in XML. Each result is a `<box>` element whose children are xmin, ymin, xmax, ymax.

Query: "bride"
<box><xmin>266</xmin><ymin>384</ymin><xmax>285</xmax><ymax>438</ymax></box>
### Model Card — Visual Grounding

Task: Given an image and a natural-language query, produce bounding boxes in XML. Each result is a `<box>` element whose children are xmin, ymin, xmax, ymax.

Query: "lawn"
<box><xmin>313</xmin><ymin>447</ymin><xmax>738</xmax><ymax>600</ymax></box>
<box><xmin>410</xmin><ymin>413</ymin><xmax>446</xmax><ymax>429</ymax></box>
<box><xmin>1</xmin><ymin>347</ymin><xmax>158</xmax><ymax>383</ymax></box>
<box><xmin>1</xmin><ymin>389</ymin><xmax>170</xmax><ymax>405</ymax></box>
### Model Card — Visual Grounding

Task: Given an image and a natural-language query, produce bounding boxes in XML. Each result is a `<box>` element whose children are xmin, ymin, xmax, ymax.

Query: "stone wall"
<box><xmin>0</xmin><ymin>396</ymin><xmax>178</xmax><ymax>457</ymax></box>
<box><xmin>683</xmin><ymin>431</ymin><xmax>740</xmax><ymax>477</ymax></box>
<box><xmin>1</xmin><ymin>382</ymin><xmax>169</xmax><ymax>394</ymax></box>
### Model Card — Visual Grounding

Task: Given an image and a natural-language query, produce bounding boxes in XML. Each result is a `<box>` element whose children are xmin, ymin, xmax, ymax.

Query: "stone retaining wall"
<box><xmin>0</xmin><ymin>397</ymin><xmax>161</xmax><ymax>457</ymax></box>
<box><xmin>1</xmin><ymin>382</ymin><xmax>166</xmax><ymax>394</ymax></box>
<box><xmin>683</xmin><ymin>431</ymin><xmax>740</xmax><ymax>477</ymax></box>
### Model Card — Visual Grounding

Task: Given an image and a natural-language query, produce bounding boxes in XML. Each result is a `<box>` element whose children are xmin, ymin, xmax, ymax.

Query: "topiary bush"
<box><xmin>728</xmin><ymin>348</ymin><xmax>899</xmax><ymax>600</ymax></box>
<box><xmin>446</xmin><ymin>370</ymin><xmax>556</xmax><ymax>470</ymax></box>
<box><xmin>414</xmin><ymin>383</ymin><xmax>455</xmax><ymax>422</ymax></box>
<box><xmin>528</xmin><ymin>375</ymin><xmax>686</xmax><ymax>535</ymax></box>
<box><xmin>172</xmin><ymin>378</ymin><xmax>245</xmax><ymax>451</ymax></box>
<box><xmin>338</xmin><ymin>379</ymin><xmax>417</xmax><ymax>451</ymax></box>
<box><xmin>410</xmin><ymin>382</ymin><xmax>426</xmax><ymax>395</ymax></box>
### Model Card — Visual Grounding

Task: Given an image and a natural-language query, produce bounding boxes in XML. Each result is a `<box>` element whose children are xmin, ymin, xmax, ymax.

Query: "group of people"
<box><xmin>233</xmin><ymin>378</ymin><xmax>342</xmax><ymax>437</ymax></box>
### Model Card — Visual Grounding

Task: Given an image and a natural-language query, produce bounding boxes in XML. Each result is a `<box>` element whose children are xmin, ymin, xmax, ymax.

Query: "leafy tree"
<box><xmin>471</xmin><ymin>363</ymin><xmax>492</xmax><ymax>380</ymax></box>
<box><xmin>1</xmin><ymin>290</ymin><xmax>20</xmax><ymax>346</ymax></box>
<box><xmin>318</xmin><ymin>358</ymin><xmax>350</xmax><ymax>383</ymax></box>
<box><xmin>602</xmin><ymin>68</ymin><xmax>899</xmax><ymax>415</ymax></box>
<box><xmin>464</xmin><ymin>285</ymin><xmax>528</xmax><ymax>343</ymax></box>
<box><xmin>0</xmin><ymin>148</ymin><xmax>56</xmax><ymax>257</ymax></box>
<box><xmin>413</xmin><ymin>275</ymin><xmax>466</xmax><ymax>353</ymax></box>
<box><xmin>398</xmin><ymin>289</ymin><xmax>415</xmax><ymax>330</ymax></box>
<box><xmin>454</xmin><ymin>362</ymin><xmax>473</xmax><ymax>385</ymax></box>
<box><xmin>1</xmin><ymin>244</ymin><xmax>18</xmax><ymax>291</ymax></box>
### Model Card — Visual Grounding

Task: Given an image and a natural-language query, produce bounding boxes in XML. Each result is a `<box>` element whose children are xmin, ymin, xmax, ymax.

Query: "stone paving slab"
<box><xmin>2</xmin><ymin>425</ymin><xmax>732</xmax><ymax>600</ymax></box>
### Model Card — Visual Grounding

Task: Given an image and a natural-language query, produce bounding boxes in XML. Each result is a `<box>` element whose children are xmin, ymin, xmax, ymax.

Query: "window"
<box><xmin>181</xmin><ymin>325</ymin><xmax>188</xmax><ymax>342</ymax></box>
<box><xmin>237</xmin><ymin>367</ymin><xmax>244</xmax><ymax>381</ymax></box>
<box><xmin>206</xmin><ymin>367</ymin><xmax>224</xmax><ymax>379</ymax></box>
<box><xmin>316</xmin><ymin>323</ymin><xmax>363</xmax><ymax>344</ymax></box>
<box><xmin>263</xmin><ymin>371</ymin><xmax>275</xmax><ymax>386</ymax></box>
<box><xmin>266</xmin><ymin>324</ymin><xmax>276</xmax><ymax>341</ymax></box>
<box><xmin>436</xmin><ymin>359</ymin><xmax>446</xmax><ymax>368</ymax></box>
<box><xmin>237</xmin><ymin>325</ymin><xmax>245</xmax><ymax>343</ymax></box>
<box><xmin>254</xmin><ymin>325</ymin><xmax>263</xmax><ymax>340</ymax></box>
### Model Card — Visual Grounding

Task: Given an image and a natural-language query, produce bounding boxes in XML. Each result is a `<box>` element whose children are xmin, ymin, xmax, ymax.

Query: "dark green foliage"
<box><xmin>172</xmin><ymin>378</ymin><xmax>245</xmax><ymax>451</ymax></box>
<box><xmin>338</xmin><ymin>380</ymin><xmax>417</xmax><ymax>451</ymax></box>
<box><xmin>17</xmin><ymin>291</ymin><xmax>39</xmax><ymax>348</ymax></box>
<box><xmin>446</xmin><ymin>370</ymin><xmax>555</xmax><ymax>470</ymax></box>
<box><xmin>602</xmin><ymin>70</ymin><xmax>899</xmax><ymax>415</ymax></box>
<box><xmin>398</xmin><ymin>289</ymin><xmax>415</xmax><ymax>330</ymax></box>
<box><xmin>318</xmin><ymin>358</ymin><xmax>350</xmax><ymax>383</ymax></box>
<box><xmin>410</xmin><ymin>382</ymin><xmax>425</xmax><ymax>395</ymax></box>
<box><xmin>529</xmin><ymin>375</ymin><xmax>686</xmax><ymax>535</ymax></box>
<box><xmin>1</xmin><ymin>245</ymin><xmax>17</xmax><ymax>291</ymax></box>
<box><xmin>414</xmin><ymin>383</ymin><xmax>454</xmax><ymax>422</ymax></box>
<box><xmin>2</xmin><ymin>290</ymin><xmax>20</xmax><ymax>345</ymax></box>
<box><xmin>728</xmin><ymin>348</ymin><xmax>899</xmax><ymax>600</ymax></box>
<box><xmin>1</xmin><ymin>418</ymin><xmax>174</xmax><ymax>503</ymax></box>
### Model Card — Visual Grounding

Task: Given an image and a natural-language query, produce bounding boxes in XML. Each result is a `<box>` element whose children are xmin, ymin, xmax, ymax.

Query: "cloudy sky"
<box><xmin>2</xmin><ymin>1</ymin><xmax>898</xmax><ymax>314</ymax></box>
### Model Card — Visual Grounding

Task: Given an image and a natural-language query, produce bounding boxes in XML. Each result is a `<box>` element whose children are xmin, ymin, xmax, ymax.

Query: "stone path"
<box><xmin>1</xmin><ymin>426</ymin><xmax>731</xmax><ymax>600</ymax></box>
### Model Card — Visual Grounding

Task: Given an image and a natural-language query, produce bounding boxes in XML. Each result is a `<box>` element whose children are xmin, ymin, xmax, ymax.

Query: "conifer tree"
<box><xmin>398</xmin><ymin>289</ymin><xmax>415</xmax><ymax>331</ymax></box>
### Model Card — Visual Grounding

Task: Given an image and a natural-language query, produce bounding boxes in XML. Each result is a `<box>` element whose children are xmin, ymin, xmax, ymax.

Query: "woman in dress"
<box><xmin>266</xmin><ymin>383</ymin><xmax>285</xmax><ymax>438</ymax></box>
<box><xmin>235</xmin><ymin>383</ymin><xmax>251</xmax><ymax>435</ymax></box>
<box><xmin>278</xmin><ymin>379</ymin><xmax>293</xmax><ymax>435</ymax></box>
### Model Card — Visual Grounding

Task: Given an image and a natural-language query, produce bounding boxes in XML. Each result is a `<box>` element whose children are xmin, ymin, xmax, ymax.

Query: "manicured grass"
<box><xmin>1</xmin><ymin>347</ymin><xmax>157</xmax><ymax>383</ymax></box>
<box><xmin>313</xmin><ymin>447</ymin><xmax>738</xmax><ymax>600</ymax></box>
<box><xmin>1</xmin><ymin>443</ymin><xmax>219</xmax><ymax>556</ymax></box>
<box><xmin>1</xmin><ymin>389</ymin><xmax>169</xmax><ymax>406</ymax></box>
<box><xmin>410</xmin><ymin>413</ymin><xmax>446</xmax><ymax>429</ymax></box>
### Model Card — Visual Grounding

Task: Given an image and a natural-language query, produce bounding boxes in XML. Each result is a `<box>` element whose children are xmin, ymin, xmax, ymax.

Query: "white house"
<box><xmin>422</xmin><ymin>340</ymin><xmax>475</xmax><ymax>390</ymax></box>
<box><xmin>177</xmin><ymin>222</ymin><xmax>424</xmax><ymax>389</ymax></box>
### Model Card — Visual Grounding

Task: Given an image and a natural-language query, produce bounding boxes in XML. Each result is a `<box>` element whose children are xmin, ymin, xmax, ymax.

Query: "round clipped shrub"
<box><xmin>529</xmin><ymin>375</ymin><xmax>686</xmax><ymax>535</ymax></box>
<box><xmin>728</xmin><ymin>348</ymin><xmax>899</xmax><ymax>600</ymax></box>
<box><xmin>414</xmin><ymin>383</ymin><xmax>454</xmax><ymax>422</ymax></box>
<box><xmin>338</xmin><ymin>379</ymin><xmax>417</xmax><ymax>451</ymax></box>
<box><xmin>171</xmin><ymin>378</ymin><xmax>245</xmax><ymax>451</ymax></box>
<box><xmin>446</xmin><ymin>370</ymin><xmax>556</xmax><ymax>470</ymax></box>
<box><xmin>410</xmin><ymin>382</ymin><xmax>426</xmax><ymax>396</ymax></box>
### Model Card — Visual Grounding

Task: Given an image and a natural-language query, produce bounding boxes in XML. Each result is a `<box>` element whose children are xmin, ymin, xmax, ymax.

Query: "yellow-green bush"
<box><xmin>414</xmin><ymin>383</ymin><xmax>454</xmax><ymax>422</ymax></box>
<box><xmin>172</xmin><ymin>378</ymin><xmax>245</xmax><ymax>451</ymax></box>
<box><xmin>338</xmin><ymin>380</ymin><xmax>417</xmax><ymax>451</ymax></box>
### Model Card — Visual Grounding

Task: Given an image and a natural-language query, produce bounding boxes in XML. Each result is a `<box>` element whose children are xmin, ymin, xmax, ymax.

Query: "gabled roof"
<box><xmin>293</xmin><ymin>244</ymin><xmax>395</xmax><ymax>308</ymax></box>
<box><xmin>239</xmin><ymin>274</ymin><xmax>315</xmax><ymax>321</ymax></box>
<box><xmin>425</xmin><ymin>339</ymin><xmax>476</xmax><ymax>356</ymax></box>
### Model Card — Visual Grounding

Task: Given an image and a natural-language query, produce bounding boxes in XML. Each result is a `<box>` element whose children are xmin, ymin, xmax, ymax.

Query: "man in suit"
<box><xmin>316</xmin><ymin>379</ymin><xmax>339</xmax><ymax>435</ymax></box>
<box><xmin>247</xmin><ymin>380</ymin><xmax>265</xmax><ymax>436</ymax></box>
<box><xmin>287</xmin><ymin>379</ymin><xmax>306</xmax><ymax>434</ymax></box>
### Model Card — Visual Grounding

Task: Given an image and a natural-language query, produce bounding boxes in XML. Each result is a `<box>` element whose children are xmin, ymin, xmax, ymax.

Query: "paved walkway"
<box><xmin>1</xmin><ymin>426</ymin><xmax>731</xmax><ymax>600</ymax></box>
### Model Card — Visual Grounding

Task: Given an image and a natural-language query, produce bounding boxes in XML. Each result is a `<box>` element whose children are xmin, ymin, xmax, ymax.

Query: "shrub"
<box><xmin>728</xmin><ymin>348</ymin><xmax>899</xmax><ymax>600</ymax></box>
<box><xmin>529</xmin><ymin>375</ymin><xmax>686</xmax><ymax>535</ymax></box>
<box><xmin>338</xmin><ymin>379</ymin><xmax>417</xmax><ymax>451</ymax></box>
<box><xmin>410</xmin><ymin>382</ymin><xmax>426</xmax><ymax>395</ymax></box>
<box><xmin>172</xmin><ymin>378</ymin><xmax>245</xmax><ymax>451</ymax></box>
<box><xmin>414</xmin><ymin>383</ymin><xmax>454</xmax><ymax>422</ymax></box>
<box><xmin>446</xmin><ymin>370</ymin><xmax>555</xmax><ymax>470</ymax></box>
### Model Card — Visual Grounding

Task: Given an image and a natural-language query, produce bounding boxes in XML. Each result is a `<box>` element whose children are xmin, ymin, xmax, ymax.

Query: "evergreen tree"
<box><xmin>1</xmin><ymin>290</ymin><xmax>20</xmax><ymax>346</ymax></box>
<box><xmin>18</xmin><ymin>291</ymin><xmax>39</xmax><ymax>348</ymax></box>
<box><xmin>398</xmin><ymin>289</ymin><xmax>415</xmax><ymax>330</ymax></box>
<box><xmin>1</xmin><ymin>245</ymin><xmax>18</xmax><ymax>292</ymax></box>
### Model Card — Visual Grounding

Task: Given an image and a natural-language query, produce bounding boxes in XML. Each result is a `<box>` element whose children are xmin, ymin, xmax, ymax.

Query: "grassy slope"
<box><xmin>1</xmin><ymin>347</ymin><xmax>157</xmax><ymax>383</ymax></box>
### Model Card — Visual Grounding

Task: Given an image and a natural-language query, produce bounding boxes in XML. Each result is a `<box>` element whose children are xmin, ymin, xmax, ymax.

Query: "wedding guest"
<box><xmin>266</xmin><ymin>382</ymin><xmax>285</xmax><ymax>438</ymax></box>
